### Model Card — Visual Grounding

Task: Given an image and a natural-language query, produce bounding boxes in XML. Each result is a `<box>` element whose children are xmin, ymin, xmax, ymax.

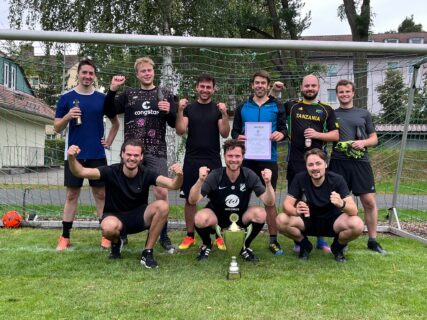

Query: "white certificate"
<box><xmin>245</xmin><ymin>122</ymin><xmax>272</xmax><ymax>160</ymax></box>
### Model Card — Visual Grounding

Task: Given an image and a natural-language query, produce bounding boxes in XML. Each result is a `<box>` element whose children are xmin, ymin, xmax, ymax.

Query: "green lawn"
<box><xmin>0</xmin><ymin>229</ymin><xmax>426</xmax><ymax>320</ymax></box>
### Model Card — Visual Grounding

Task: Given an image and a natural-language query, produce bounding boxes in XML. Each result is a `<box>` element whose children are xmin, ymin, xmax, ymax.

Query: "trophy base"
<box><xmin>227</xmin><ymin>271</ymin><xmax>241</xmax><ymax>280</ymax></box>
<box><xmin>227</xmin><ymin>256</ymin><xmax>241</xmax><ymax>280</ymax></box>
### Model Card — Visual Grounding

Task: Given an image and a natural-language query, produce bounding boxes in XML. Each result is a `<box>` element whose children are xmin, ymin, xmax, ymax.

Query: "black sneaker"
<box><xmin>159</xmin><ymin>235</ymin><xmax>177</xmax><ymax>254</ymax></box>
<box><xmin>240</xmin><ymin>247</ymin><xmax>259</xmax><ymax>262</ymax></box>
<box><xmin>331</xmin><ymin>240</ymin><xmax>347</xmax><ymax>263</ymax></box>
<box><xmin>298</xmin><ymin>238</ymin><xmax>313</xmax><ymax>260</ymax></box>
<box><xmin>140</xmin><ymin>249</ymin><xmax>158</xmax><ymax>269</ymax></box>
<box><xmin>109</xmin><ymin>238</ymin><xmax>124</xmax><ymax>259</ymax></box>
<box><xmin>196</xmin><ymin>244</ymin><xmax>212</xmax><ymax>261</ymax></box>
<box><xmin>367</xmin><ymin>240</ymin><xmax>386</xmax><ymax>254</ymax></box>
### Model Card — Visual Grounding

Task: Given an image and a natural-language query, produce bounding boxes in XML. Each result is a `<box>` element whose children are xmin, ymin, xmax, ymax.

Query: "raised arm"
<box><xmin>175</xmin><ymin>98</ymin><xmax>189</xmax><ymax>135</ymax></box>
<box><xmin>188</xmin><ymin>166</ymin><xmax>210</xmax><ymax>205</ymax></box>
<box><xmin>217</xmin><ymin>102</ymin><xmax>230</xmax><ymax>138</ymax></box>
<box><xmin>67</xmin><ymin>145</ymin><xmax>101</xmax><ymax>180</ymax></box>
<box><xmin>104</xmin><ymin>75</ymin><xmax>127</xmax><ymax>118</ymax></box>
<box><xmin>258</xmin><ymin>169</ymin><xmax>275</xmax><ymax>207</ymax></box>
<box><xmin>155</xmin><ymin>163</ymin><xmax>183</xmax><ymax>190</ymax></box>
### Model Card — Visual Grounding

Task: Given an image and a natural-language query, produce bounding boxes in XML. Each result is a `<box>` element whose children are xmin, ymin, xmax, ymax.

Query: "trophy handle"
<box><xmin>215</xmin><ymin>224</ymin><xmax>222</xmax><ymax>238</ymax></box>
<box><xmin>244</xmin><ymin>223</ymin><xmax>253</xmax><ymax>243</ymax></box>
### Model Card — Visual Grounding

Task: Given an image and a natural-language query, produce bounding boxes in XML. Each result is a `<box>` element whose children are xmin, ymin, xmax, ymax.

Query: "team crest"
<box><xmin>239</xmin><ymin>183</ymin><xmax>246</xmax><ymax>191</ymax></box>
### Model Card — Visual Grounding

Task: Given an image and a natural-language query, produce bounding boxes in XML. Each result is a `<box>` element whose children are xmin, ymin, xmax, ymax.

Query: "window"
<box><xmin>387</xmin><ymin>62</ymin><xmax>399</xmax><ymax>70</ymax></box>
<box><xmin>327</xmin><ymin>89</ymin><xmax>337</xmax><ymax>103</ymax></box>
<box><xmin>29</xmin><ymin>76</ymin><xmax>40</xmax><ymax>87</ymax></box>
<box><xmin>3</xmin><ymin>63</ymin><xmax>9</xmax><ymax>87</ymax></box>
<box><xmin>385</xmin><ymin>38</ymin><xmax>399</xmax><ymax>43</ymax></box>
<box><xmin>327</xmin><ymin>64</ymin><xmax>338</xmax><ymax>77</ymax></box>
<box><xmin>10</xmin><ymin>66</ymin><xmax>16</xmax><ymax>90</ymax></box>
<box><xmin>409</xmin><ymin>38</ymin><xmax>424</xmax><ymax>44</ymax></box>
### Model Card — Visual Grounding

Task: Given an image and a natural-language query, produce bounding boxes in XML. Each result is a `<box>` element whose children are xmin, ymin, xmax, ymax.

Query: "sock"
<box><xmin>195</xmin><ymin>226</ymin><xmax>211</xmax><ymax>246</ymax></box>
<box><xmin>187</xmin><ymin>232</ymin><xmax>195</xmax><ymax>238</ymax></box>
<box><xmin>368</xmin><ymin>237</ymin><xmax>376</xmax><ymax>242</ymax></box>
<box><xmin>159</xmin><ymin>222</ymin><xmax>168</xmax><ymax>241</ymax></box>
<box><xmin>269</xmin><ymin>234</ymin><xmax>277</xmax><ymax>243</ymax></box>
<box><xmin>245</xmin><ymin>222</ymin><xmax>265</xmax><ymax>248</ymax></box>
<box><xmin>62</xmin><ymin>221</ymin><xmax>73</xmax><ymax>238</ymax></box>
<box><xmin>332</xmin><ymin>236</ymin><xmax>347</xmax><ymax>250</ymax></box>
<box><xmin>296</xmin><ymin>236</ymin><xmax>312</xmax><ymax>251</ymax></box>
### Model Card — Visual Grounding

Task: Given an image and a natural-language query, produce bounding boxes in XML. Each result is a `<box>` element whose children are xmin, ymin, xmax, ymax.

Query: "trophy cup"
<box><xmin>216</xmin><ymin>213</ymin><xmax>251</xmax><ymax>280</ymax></box>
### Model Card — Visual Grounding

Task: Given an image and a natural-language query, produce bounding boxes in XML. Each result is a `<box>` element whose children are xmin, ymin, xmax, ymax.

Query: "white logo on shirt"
<box><xmin>219</xmin><ymin>186</ymin><xmax>227</xmax><ymax>190</ymax></box>
<box><xmin>225</xmin><ymin>195</ymin><xmax>240</xmax><ymax>208</ymax></box>
<box><xmin>240</xmin><ymin>183</ymin><xmax>246</xmax><ymax>191</ymax></box>
<box><xmin>142</xmin><ymin>101</ymin><xmax>151</xmax><ymax>110</ymax></box>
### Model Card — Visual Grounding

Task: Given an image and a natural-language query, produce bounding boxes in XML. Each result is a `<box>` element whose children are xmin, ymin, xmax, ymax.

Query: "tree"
<box><xmin>338</xmin><ymin>0</ymin><xmax>371</xmax><ymax>109</ymax></box>
<box><xmin>413</xmin><ymin>74</ymin><xmax>427</xmax><ymax>122</ymax></box>
<box><xmin>376</xmin><ymin>69</ymin><xmax>408</xmax><ymax>124</ymax></box>
<box><xmin>398</xmin><ymin>15</ymin><xmax>424</xmax><ymax>33</ymax></box>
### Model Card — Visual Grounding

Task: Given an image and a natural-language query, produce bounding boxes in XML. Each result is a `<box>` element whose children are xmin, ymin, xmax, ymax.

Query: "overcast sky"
<box><xmin>0</xmin><ymin>0</ymin><xmax>426</xmax><ymax>35</ymax></box>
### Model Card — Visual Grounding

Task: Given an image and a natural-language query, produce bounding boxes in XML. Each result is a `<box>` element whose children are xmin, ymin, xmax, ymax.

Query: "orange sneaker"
<box><xmin>101</xmin><ymin>236</ymin><xmax>111</xmax><ymax>249</ymax></box>
<box><xmin>56</xmin><ymin>236</ymin><xmax>71</xmax><ymax>251</ymax></box>
<box><xmin>178</xmin><ymin>236</ymin><xmax>196</xmax><ymax>250</ymax></box>
<box><xmin>215</xmin><ymin>237</ymin><xmax>226</xmax><ymax>250</ymax></box>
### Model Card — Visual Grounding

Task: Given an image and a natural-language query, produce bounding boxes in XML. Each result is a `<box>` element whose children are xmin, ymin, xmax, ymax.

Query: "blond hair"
<box><xmin>134</xmin><ymin>57</ymin><xmax>155</xmax><ymax>72</ymax></box>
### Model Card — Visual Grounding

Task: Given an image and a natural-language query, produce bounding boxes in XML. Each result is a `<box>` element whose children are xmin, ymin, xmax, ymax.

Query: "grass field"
<box><xmin>0</xmin><ymin>229</ymin><xmax>426</xmax><ymax>320</ymax></box>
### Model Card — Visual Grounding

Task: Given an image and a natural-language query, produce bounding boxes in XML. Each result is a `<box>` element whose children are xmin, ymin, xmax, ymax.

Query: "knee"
<box><xmin>66</xmin><ymin>189</ymin><xmax>80</xmax><ymax>202</ymax></box>
<box><xmin>101</xmin><ymin>218</ymin><xmax>121</xmax><ymax>239</ymax></box>
<box><xmin>93</xmin><ymin>188</ymin><xmax>105</xmax><ymax>201</ymax></box>
<box><xmin>352</xmin><ymin>216</ymin><xmax>365</xmax><ymax>235</ymax></box>
<box><xmin>252</xmin><ymin>207</ymin><xmax>267</xmax><ymax>224</ymax></box>
<box><xmin>153</xmin><ymin>200</ymin><xmax>169</xmax><ymax>218</ymax></box>
<box><xmin>276</xmin><ymin>213</ymin><xmax>290</xmax><ymax>228</ymax></box>
<box><xmin>194</xmin><ymin>213</ymin><xmax>209</xmax><ymax>228</ymax></box>
<box><xmin>154</xmin><ymin>186</ymin><xmax>168</xmax><ymax>200</ymax></box>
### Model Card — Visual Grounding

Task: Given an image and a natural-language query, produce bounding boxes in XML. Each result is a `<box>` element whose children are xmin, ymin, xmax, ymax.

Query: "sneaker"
<box><xmin>215</xmin><ymin>237</ymin><xmax>226</xmax><ymax>251</ymax></box>
<box><xmin>109</xmin><ymin>238</ymin><xmax>124</xmax><ymax>259</ymax></box>
<box><xmin>331</xmin><ymin>240</ymin><xmax>347</xmax><ymax>263</ymax></box>
<box><xmin>240</xmin><ymin>247</ymin><xmax>259</xmax><ymax>262</ymax></box>
<box><xmin>367</xmin><ymin>240</ymin><xmax>386</xmax><ymax>254</ymax></box>
<box><xmin>140</xmin><ymin>250</ymin><xmax>158</xmax><ymax>269</ymax></box>
<box><xmin>293</xmin><ymin>243</ymin><xmax>300</xmax><ymax>254</ymax></box>
<box><xmin>56</xmin><ymin>236</ymin><xmax>71</xmax><ymax>251</ymax></box>
<box><xmin>159</xmin><ymin>236</ymin><xmax>177</xmax><ymax>254</ymax></box>
<box><xmin>120</xmin><ymin>234</ymin><xmax>128</xmax><ymax>246</ymax></box>
<box><xmin>269</xmin><ymin>240</ymin><xmax>284</xmax><ymax>256</ymax></box>
<box><xmin>316</xmin><ymin>238</ymin><xmax>331</xmax><ymax>253</ymax></box>
<box><xmin>101</xmin><ymin>236</ymin><xmax>111</xmax><ymax>249</ymax></box>
<box><xmin>178</xmin><ymin>236</ymin><xmax>196</xmax><ymax>250</ymax></box>
<box><xmin>298</xmin><ymin>239</ymin><xmax>313</xmax><ymax>260</ymax></box>
<box><xmin>196</xmin><ymin>244</ymin><xmax>212</xmax><ymax>261</ymax></box>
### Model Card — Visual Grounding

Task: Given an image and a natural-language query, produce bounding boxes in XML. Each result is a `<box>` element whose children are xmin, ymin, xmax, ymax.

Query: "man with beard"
<box><xmin>54</xmin><ymin>59</ymin><xmax>120</xmax><ymax>251</ymax></box>
<box><xmin>276</xmin><ymin>148</ymin><xmax>363</xmax><ymax>262</ymax></box>
<box><xmin>188</xmin><ymin>139</ymin><xmax>274</xmax><ymax>262</ymax></box>
<box><xmin>176</xmin><ymin>74</ymin><xmax>230</xmax><ymax>251</ymax></box>
<box><xmin>105</xmin><ymin>57</ymin><xmax>176</xmax><ymax>253</ymax></box>
<box><xmin>329</xmin><ymin>80</ymin><xmax>385</xmax><ymax>254</ymax></box>
<box><xmin>231</xmin><ymin>70</ymin><xmax>287</xmax><ymax>256</ymax></box>
<box><xmin>271</xmin><ymin>74</ymin><xmax>339</xmax><ymax>253</ymax></box>
<box><xmin>66</xmin><ymin>139</ymin><xmax>183</xmax><ymax>269</ymax></box>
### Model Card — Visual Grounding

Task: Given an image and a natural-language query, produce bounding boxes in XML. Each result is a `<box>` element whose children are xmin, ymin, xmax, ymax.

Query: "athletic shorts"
<box><xmin>102</xmin><ymin>204</ymin><xmax>149</xmax><ymax>235</ymax></box>
<box><xmin>143</xmin><ymin>154</ymin><xmax>168</xmax><ymax>176</ymax></box>
<box><xmin>286</xmin><ymin>160</ymin><xmax>306</xmax><ymax>188</ymax></box>
<box><xmin>64</xmin><ymin>158</ymin><xmax>107</xmax><ymax>188</ymax></box>
<box><xmin>302</xmin><ymin>214</ymin><xmax>340</xmax><ymax>237</ymax></box>
<box><xmin>242</xmin><ymin>160</ymin><xmax>278</xmax><ymax>189</ymax></box>
<box><xmin>180</xmin><ymin>157</ymin><xmax>222</xmax><ymax>199</ymax></box>
<box><xmin>329</xmin><ymin>159</ymin><xmax>376</xmax><ymax>195</ymax></box>
<box><xmin>206</xmin><ymin>203</ymin><xmax>247</xmax><ymax>230</ymax></box>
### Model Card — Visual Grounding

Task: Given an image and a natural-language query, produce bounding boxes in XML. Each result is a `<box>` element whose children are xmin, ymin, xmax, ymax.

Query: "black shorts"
<box><xmin>143</xmin><ymin>154</ymin><xmax>168</xmax><ymax>176</ymax></box>
<box><xmin>302</xmin><ymin>215</ymin><xmax>340</xmax><ymax>237</ymax></box>
<box><xmin>180</xmin><ymin>157</ymin><xmax>222</xmax><ymax>199</ymax></box>
<box><xmin>102</xmin><ymin>204</ymin><xmax>149</xmax><ymax>235</ymax></box>
<box><xmin>64</xmin><ymin>158</ymin><xmax>107</xmax><ymax>188</ymax></box>
<box><xmin>329</xmin><ymin>159</ymin><xmax>376</xmax><ymax>195</ymax></box>
<box><xmin>286</xmin><ymin>160</ymin><xmax>306</xmax><ymax>188</ymax></box>
<box><xmin>242</xmin><ymin>160</ymin><xmax>278</xmax><ymax>189</ymax></box>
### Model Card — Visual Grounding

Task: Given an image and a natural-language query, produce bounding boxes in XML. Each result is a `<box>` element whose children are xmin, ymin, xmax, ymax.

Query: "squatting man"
<box><xmin>66</xmin><ymin>139</ymin><xmax>183</xmax><ymax>269</ymax></box>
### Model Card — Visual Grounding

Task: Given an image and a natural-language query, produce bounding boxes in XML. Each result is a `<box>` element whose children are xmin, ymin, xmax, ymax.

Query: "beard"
<box><xmin>301</xmin><ymin>91</ymin><xmax>318</xmax><ymax>100</ymax></box>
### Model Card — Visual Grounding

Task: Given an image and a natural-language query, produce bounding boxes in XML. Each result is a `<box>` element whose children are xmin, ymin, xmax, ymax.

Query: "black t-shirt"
<box><xmin>288</xmin><ymin>171</ymin><xmax>350</xmax><ymax>219</ymax></box>
<box><xmin>184</xmin><ymin>101</ymin><xmax>222</xmax><ymax>159</ymax></box>
<box><xmin>285</xmin><ymin>100</ymin><xmax>339</xmax><ymax>162</ymax></box>
<box><xmin>201</xmin><ymin>167</ymin><xmax>265</xmax><ymax>216</ymax></box>
<box><xmin>98</xmin><ymin>163</ymin><xmax>159</xmax><ymax>214</ymax></box>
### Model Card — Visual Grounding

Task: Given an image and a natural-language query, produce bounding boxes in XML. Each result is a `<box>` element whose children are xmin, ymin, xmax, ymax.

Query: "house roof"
<box><xmin>301</xmin><ymin>32</ymin><xmax>427</xmax><ymax>43</ymax></box>
<box><xmin>0</xmin><ymin>84</ymin><xmax>54</xmax><ymax>120</ymax></box>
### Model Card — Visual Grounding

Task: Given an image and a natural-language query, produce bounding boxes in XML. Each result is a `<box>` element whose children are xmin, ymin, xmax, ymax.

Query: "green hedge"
<box><xmin>44</xmin><ymin>139</ymin><xmax>65</xmax><ymax>166</ymax></box>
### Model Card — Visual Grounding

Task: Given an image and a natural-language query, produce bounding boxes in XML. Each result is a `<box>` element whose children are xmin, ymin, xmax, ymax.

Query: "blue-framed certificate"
<box><xmin>244</xmin><ymin>122</ymin><xmax>271</xmax><ymax>160</ymax></box>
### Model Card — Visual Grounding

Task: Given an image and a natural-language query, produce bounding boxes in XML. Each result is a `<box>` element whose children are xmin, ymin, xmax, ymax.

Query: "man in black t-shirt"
<box><xmin>276</xmin><ymin>149</ymin><xmax>363</xmax><ymax>262</ymax></box>
<box><xmin>176</xmin><ymin>74</ymin><xmax>230</xmax><ymax>251</ymax></box>
<box><xmin>189</xmin><ymin>139</ymin><xmax>275</xmax><ymax>262</ymax></box>
<box><xmin>66</xmin><ymin>139</ymin><xmax>183</xmax><ymax>269</ymax></box>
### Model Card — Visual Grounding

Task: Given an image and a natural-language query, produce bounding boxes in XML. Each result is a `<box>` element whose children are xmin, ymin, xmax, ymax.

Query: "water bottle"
<box><xmin>74</xmin><ymin>99</ymin><xmax>82</xmax><ymax>126</ymax></box>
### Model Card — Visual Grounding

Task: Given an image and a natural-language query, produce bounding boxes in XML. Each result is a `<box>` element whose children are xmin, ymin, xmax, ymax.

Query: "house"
<box><xmin>301</xmin><ymin>32</ymin><xmax>427</xmax><ymax>114</ymax></box>
<box><xmin>0</xmin><ymin>53</ymin><xmax>54</xmax><ymax>169</ymax></box>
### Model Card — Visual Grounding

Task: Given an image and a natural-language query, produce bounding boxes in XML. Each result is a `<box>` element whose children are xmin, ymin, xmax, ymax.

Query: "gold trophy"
<box><xmin>216</xmin><ymin>213</ymin><xmax>251</xmax><ymax>280</ymax></box>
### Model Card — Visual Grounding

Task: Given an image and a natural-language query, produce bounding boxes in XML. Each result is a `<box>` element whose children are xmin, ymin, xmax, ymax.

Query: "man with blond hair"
<box><xmin>104</xmin><ymin>56</ymin><xmax>177</xmax><ymax>253</ymax></box>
